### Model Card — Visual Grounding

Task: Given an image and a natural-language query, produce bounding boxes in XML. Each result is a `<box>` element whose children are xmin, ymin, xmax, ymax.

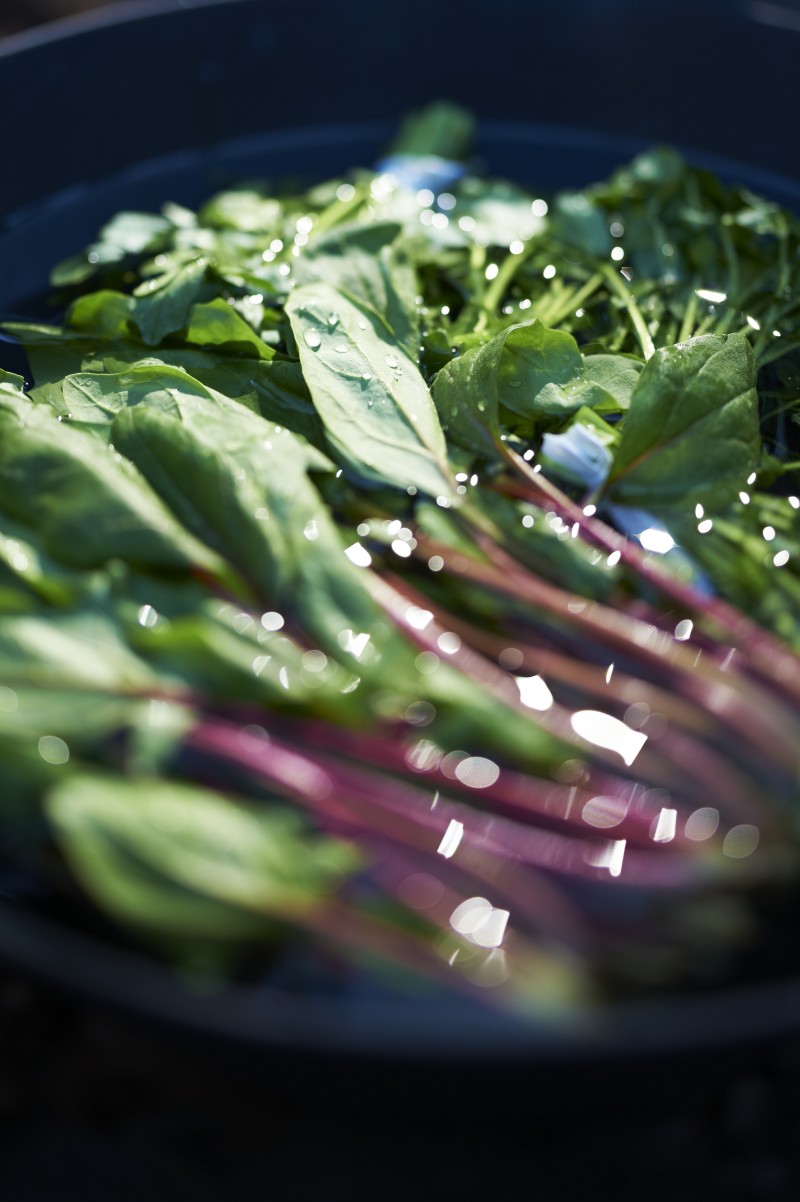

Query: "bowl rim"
<box><xmin>0</xmin><ymin>0</ymin><xmax>247</xmax><ymax>59</ymax></box>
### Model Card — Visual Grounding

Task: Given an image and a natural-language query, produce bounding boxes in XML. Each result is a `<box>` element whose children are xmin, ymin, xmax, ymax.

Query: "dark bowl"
<box><xmin>1</xmin><ymin>0</ymin><xmax>800</xmax><ymax>1084</ymax></box>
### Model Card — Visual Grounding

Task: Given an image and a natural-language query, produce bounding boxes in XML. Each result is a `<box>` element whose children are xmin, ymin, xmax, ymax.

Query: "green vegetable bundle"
<box><xmin>1</xmin><ymin>105</ymin><xmax>799</xmax><ymax>1016</ymax></box>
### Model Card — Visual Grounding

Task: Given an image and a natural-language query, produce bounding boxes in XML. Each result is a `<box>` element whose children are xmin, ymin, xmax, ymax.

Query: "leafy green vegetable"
<box><xmin>293</xmin><ymin>221</ymin><xmax>420</xmax><ymax>359</ymax></box>
<box><xmin>133</xmin><ymin>257</ymin><xmax>208</xmax><ymax>345</ymax></box>
<box><xmin>0</xmin><ymin>392</ymin><xmax>223</xmax><ymax>574</ymax></box>
<box><xmin>286</xmin><ymin>282</ymin><xmax>454</xmax><ymax>497</ymax></box>
<box><xmin>48</xmin><ymin>773</ymin><xmax>360</xmax><ymax>951</ymax></box>
<box><xmin>606</xmin><ymin>334</ymin><xmax>760</xmax><ymax>510</ymax></box>
<box><xmin>1</xmin><ymin>104</ymin><xmax>799</xmax><ymax>1018</ymax></box>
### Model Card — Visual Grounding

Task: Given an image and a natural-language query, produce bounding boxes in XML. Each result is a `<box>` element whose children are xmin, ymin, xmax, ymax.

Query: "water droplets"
<box><xmin>723</xmin><ymin>824</ymin><xmax>760</xmax><ymax>859</ymax></box>
<box><xmin>137</xmin><ymin>604</ymin><xmax>159</xmax><ymax>628</ymax></box>
<box><xmin>582</xmin><ymin>795</ymin><xmax>629</xmax><ymax>829</ymax></box>
<box><xmin>437</xmin><ymin>819</ymin><xmax>464</xmax><ymax>859</ymax></box>
<box><xmin>571</xmin><ymin>710</ymin><xmax>647</xmax><ymax>766</ymax></box>
<box><xmin>302</xmin><ymin>649</ymin><xmax>328</xmax><ymax>674</ymax></box>
<box><xmin>450</xmin><ymin>897</ymin><xmax>509</xmax><ymax>947</ymax></box>
<box><xmin>344</xmin><ymin>543</ymin><xmax>372</xmax><ymax>568</ymax></box>
<box><xmin>453</xmin><ymin>756</ymin><xmax>500</xmax><ymax>789</ymax></box>
<box><xmin>38</xmin><ymin>735</ymin><xmax>69</xmax><ymax>765</ymax></box>
<box><xmin>651</xmin><ymin>808</ymin><xmax>677</xmax><ymax>843</ymax></box>
<box><xmin>303</xmin><ymin>329</ymin><xmax>322</xmax><ymax>350</ymax></box>
<box><xmin>437</xmin><ymin>632</ymin><xmax>461</xmax><ymax>655</ymax></box>
<box><xmin>586</xmin><ymin>838</ymin><xmax>627</xmax><ymax>877</ymax></box>
<box><xmin>514</xmin><ymin>675</ymin><xmax>554</xmax><ymax>711</ymax></box>
<box><xmin>685</xmin><ymin>807</ymin><xmax>720</xmax><ymax>841</ymax></box>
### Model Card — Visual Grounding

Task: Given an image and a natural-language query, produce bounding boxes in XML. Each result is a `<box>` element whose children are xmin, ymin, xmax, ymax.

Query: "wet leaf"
<box><xmin>607</xmin><ymin>334</ymin><xmax>760</xmax><ymax>510</ymax></box>
<box><xmin>47</xmin><ymin>773</ymin><xmax>360</xmax><ymax>943</ymax></box>
<box><xmin>0</xmin><ymin>393</ymin><xmax>223</xmax><ymax>575</ymax></box>
<box><xmin>286</xmin><ymin>283</ymin><xmax>453</xmax><ymax>497</ymax></box>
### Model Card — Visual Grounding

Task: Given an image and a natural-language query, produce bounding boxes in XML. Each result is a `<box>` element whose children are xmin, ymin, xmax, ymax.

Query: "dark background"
<box><xmin>2</xmin><ymin>1</ymin><xmax>800</xmax><ymax>1197</ymax></box>
<box><xmin>0</xmin><ymin>0</ymin><xmax>111</xmax><ymax>38</ymax></box>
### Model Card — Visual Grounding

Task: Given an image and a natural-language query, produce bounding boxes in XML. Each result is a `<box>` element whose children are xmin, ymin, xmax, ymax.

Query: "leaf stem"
<box><xmin>677</xmin><ymin>289</ymin><xmax>698</xmax><ymax>343</ymax></box>
<box><xmin>600</xmin><ymin>266</ymin><xmax>655</xmax><ymax>359</ymax></box>
<box><xmin>497</xmin><ymin>443</ymin><xmax>800</xmax><ymax>709</ymax></box>
<box><xmin>540</xmin><ymin>272</ymin><xmax>605</xmax><ymax>328</ymax></box>
<box><xmin>475</xmin><ymin>249</ymin><xmax>529</xmax><ymax>330</ymax></box>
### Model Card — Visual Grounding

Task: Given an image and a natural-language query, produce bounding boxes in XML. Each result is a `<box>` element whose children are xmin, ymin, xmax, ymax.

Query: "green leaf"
<box><xmin>2</xmin><ymin>322</ymin><xmax>108</xmax><ymax>387</ymax></box>
<box><xmin>184</xmin><ymin>298</ymin><xmax>275</xmax><ymax>360</ymax></box>
<box><xmin>388</xmin><ymin>102</ymin><xmax>474</xmax><ymax>160</ymax></box>
<box><xmin>128</xmin><ymin>599</ymin><xmax>360</xmax><ymax>712</ymax></box>
<box><xmin>606</xmin><ymin>334</ymin><xmax>760</xmax><ymax>510</ymax></box>
<box><xmin>0</xmin><ymin>370</ymin><xmax>29</xmax><ymax>399</ymax></box>
<box><xmin>247</xmin><ymin>359</ymin><xmax>327</xmax><ymax>445</ymax></box>
<box><xmin>582</xmin><ymin>353</ymin><xmax>643</xmax><ymax>411</ymax></box>
<box><xmin>66</xmin><ymin>290</ymin><xmax>137</xmax><ymax>339</ymax></box>
<box><xmin>51</xmin><ymin>211</ymin><xmax>175</xmax><ymax>287</ymax></box>
<box><xmin>47</xmin><ymin>774</ymin><xmax>361</xmax><ymax>942</ymax></box>
<box><xmin>109</xmin><ymin>388</ymin><xmax>349</xmax><ymax>611</ymax></box>
<box><xmin>110</xmin><ymin>403</ymin><xmax>289</xmax><ymax>601</ymax></box>
<box><xmin>550</xmin><ymin>192</ymin><xmax>612</xmax><ymax>257</ymax></box>
<box><xmin>91</xmin><ymin>210</ymin><xmax>175</xmax><ymax>256</ymax></box>
<box><xmin>286</xmin><ymin>283</ymin><xmax>453</xmax><ymax>498</ymax></box>
<box><xmin>0</xmin><ymin>603</ymin><xmax>156</xmax><ymax>695</ymax></box>
<box><xmin>295</xmin><ymin>222</ymin><xmax>421</xmax><ymax>360</ymax></box>
<box><xmin>57</xmin><ymin>363</ymin><xmax>223</xmax><ymax>430</ymax></box>
<box><xmin>433</xmin><ymin>319</ymin><xmax>609</xmax><ymax>449</ymax></box>
<box><xmin>100</xmin><ymin>345</ymin><xmax>324</xmax><ymax>444</ymax></box>
<box><xmin>0</xmin><ymin>393</ymin><xmax>223</xmax><ymax>575</ymax></box>
<box><xmin>199</xmin><ymin>189</ymin><xmax>283</xmax><ymax>233</ymax></box>
<box><xmin>133</xmin><ymin>257</ymin><xmax>207</xmax><ymax>345</ymax></box>
<box><xmin>491</xmin><ymin>322</ymin><xmax>583</xmax><ymax>413</ymax></box>
<box><xmin>455</xmin><ymin>178</ymin><xmax>545</xmax><ymax>248</ymax></box>
<box><xmin>0</xmin><ymin>516</ymin><xmax>93</xmax><ymax>604</ymax></box>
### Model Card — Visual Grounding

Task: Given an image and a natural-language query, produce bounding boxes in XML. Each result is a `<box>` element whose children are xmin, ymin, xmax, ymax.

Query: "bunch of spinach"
<box><xmin>1</xmin><ymin>104</ymin><xmax>799</xmax><ymax>1015</ymax></box>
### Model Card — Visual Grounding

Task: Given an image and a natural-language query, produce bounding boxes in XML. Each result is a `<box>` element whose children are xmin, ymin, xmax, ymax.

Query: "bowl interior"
<box><xmin>2</xmin><ymin>0</ymin><xmax>800</xmax><ymax>1067</ymax></box>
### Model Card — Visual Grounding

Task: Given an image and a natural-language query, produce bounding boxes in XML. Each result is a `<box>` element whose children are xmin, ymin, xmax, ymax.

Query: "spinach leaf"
<box><xmin>0</xmin><ymin>394</ymin><xmax>223</xmax><ymax>575</ymax></box>
<box><xmin>47</xmin><ymin>774</ymin><xmax>360</xmax><ymax>945</ymax></box>
<box><xmin>432</xmin><ymin>319</ymin><xmax>617</xmax><ymax>451</ymax></box>
<box><xmin>110</xmin><ymin>401</ymin><xmax>294</xmax><ymax>602</ymax></box>
<box><xmin>51</xmin><ymin>211</ymin><xmax>175</xmax><ymax>288</ymax></box>
<box><xmin>133</xmin><ymin>257</ymin><xmax>208</xmax><ymax>345</ymax></box>
<box><xmin>66</xmin><ymin>290</ymin><xmax>137</xmax><ymax>339</ymax></box>
<box><xmin>0</xmin><ymin>606</ymin><xmax>155</xmax><ymax>694</ymax></box>
<box><xmin>57</xmin><ymin>363</ymin><xmax>216</xmax><ymax>430</ymax></box>
<box><xmin>108</xmin><ymin>386</ymin><xmax>363</xmax><ymax>628</ymax></box>
<box><xmin>582</xmin><ymin>353</ymin><xmax>643</xmax><ymax>411</ymax></box>
<box><xmin>97</xmin><ymin>345</ymin><xmax>323</xmax><ymax>442</ymax></box>
<box><xmin>183</xmin><ymin>298</ymin><xmax>276</xmax><ymax>359</ymax></box>
<box><xmin>294</xmin><ymin>221</ymin><xmax>420</xmax><ymax>360</ymax></box>
<box><xmin>2</xmin><ymin>322</ymin><xmax>112</xmax><ymax>387</ymax></box>
<box><xmin>286</xmin><ymin>283</ymin><xmax>453</xmax><ymax>498</ymax></box>
<box><xmin>606</xmin><ymin>334</ymin><xmax>760</xmax><ymax>510</ymax></box>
